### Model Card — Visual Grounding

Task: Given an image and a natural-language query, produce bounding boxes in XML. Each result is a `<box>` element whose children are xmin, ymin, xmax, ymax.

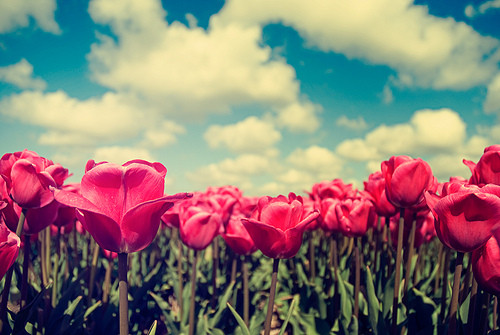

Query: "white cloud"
<box><xmin>0</xmin><ymin>0</ymin><xmax>60</xmax><ymax>33</ymax></box>
<box><xmin>286</xmin><ymin>145</ymin><xmax>343</xmax><ymax>179</ymax></box>
<box><xmin>141</xmin><ymin>120</ymin><xmax>186</xmax><ymax>148</ymax></box>
<box><xmin>274</xmin><ymin>101</ymin><xmax>321</xmax><ymax>133</ymax></box>
<box><xmin>92</xmin><ymin>146</ymin><xmax>155</xmax><ymax>165</ymax></box>
<box><xmin>337</xmin><ymin>108</ymin><xmax>467</xmax><ymax>161</ymax></box>
<box><xmin>465</xmin><ymin>0</ymin><xmax>500</xmax><ymax>17</ymax></box>
<box><xmin>484</xmin><ymin>73</ymin><xmax>500</xmax><ymax>115</ymax></box>
<box><xmin>336</xmin><ymin>115</ymin><xmax>369</xmax><ymax>131</ymax></box>
<box><xmin>0</xmin><ymin>59</ymin><xmax>46</xmax><ymax>90</ymax></box>
<box><xmin>204</xmin><ymin>116</ymin><xmax>281</xmax><ymax>154</ymax></box>
<box><xmin>214</xmin><ymin>0</ymin><xmax>500</xmax><ymax>90</ymax></box>
<box><xmin>0</xmin><ymin>91</ymin><xmax>147</xmax><ymax>145</ymax></box>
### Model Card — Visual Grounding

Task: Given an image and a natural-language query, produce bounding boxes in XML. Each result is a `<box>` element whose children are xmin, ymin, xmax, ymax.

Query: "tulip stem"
<box><xmin>88</xmin><ymin>241</ymin><xmax>100</xmax><ymax>305</ymax></box>
<box><xmin>118</xmin><ymin>252</ymin><xmax>129</xmax><ymax>335</ymax></box>
<box><xmin>440</xmin><ymin>247</ymin><xmax>451</xmax><ymax>324</ymax></box>
<box><xmin>51</xmin><ymin>227</ymin><xmax>61</xmax><ymax>308</ymax></box>
<box><xmin>20</xmin><ymin>229</ymin><xmax>30</xmax><ymax>309</ymax></box>
<box><xmin>2</xmin><ymin>209</ymin><xmax>26</xmax><ymax>329</ymax></box>
<box><xmin>177</xmin><ymin>235</ymin><xmax>184</xmax><ymax>322</ymax></box>
<box><xmin>211</xmin><ymin>238</ymin><xmax>219</xmax><ymax>310</ymax></box>
<box><xmin>243</xmin><ymin>255</ymin><xmax>250</xmax><ymax>327</ymax></box>
<box><xmin>354</xmin><ymin>238</ymin><xmax>361</xmax><ymax>319</ymax></box>
<box><xmin>264</xmin><ymin>258</ymin><xmax>280</xmax><ymax>335</ymax></box>
<box><xmin>448</xmin><ymin>252</ymin><xmax>463</xmax><ymax>335</ymax></box>
<box><xmin>188</xmin><ymin>250</ymin><xmax>199</xmax><ymax>335</ymax></box>
<box><xmin>392</xmin><ymin>208</ymin><xmax>404</xmax><ymax>335</ymax></box>
<box><xmin>403</xmin><ymin>215</ymin><xmax>417</xmax><ymax>295</ymax></box>
<box><xmin>309</xmin><ymin>231</ymin><xmax>316</xmax><ymax>283</ymax></box>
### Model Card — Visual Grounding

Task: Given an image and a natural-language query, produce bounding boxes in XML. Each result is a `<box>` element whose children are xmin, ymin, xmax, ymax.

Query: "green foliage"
<box><xmin>1</xmin><ymin>227</ymin><xmax>497</xmax><ymax>334</ymax></box>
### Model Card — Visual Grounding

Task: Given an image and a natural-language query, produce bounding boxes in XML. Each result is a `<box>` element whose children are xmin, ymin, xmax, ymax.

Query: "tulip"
<box><xmin>464</xmin><ymin>144</ymin><xmax>500</xmax><ymax>186</ymax></box>
<box><xmin>471</xmin><ymin>236</ymin><xmax>500</xmax><ymax>296</ymax></box>
<box><xmin>0</xmin><ymin>222</ymin><xmax>20</xmax><ymax>280</ymax></box>
<box><xmin>336</xmin><ymin>196</ymin><xmax>375</xmax><ymax>238</ymax></box>
<box><xmin>178</xmin><ymin>193</ymin><xmax>223</xmax><ymax>250</ymax></box>
<box><xmin>382</xmin><ymin>155</ymin><xmax>435</xmax><ymax>209</ymax></box>
<box><xmin>54</xmin><ymin>159</ymin><xmax>190</xmax><ymax>253</ymax></box>
<box><xmin>241</xmin><ymin>193</ymin><xmax>319</xmax><ymax>259</ymax></box>
<box><xmin>363</xmin><ymin>171</ymin><xmax>398</xmax><ymax>217</ymax></box>
<box><xmin>425</xmin><ymin>183</ymin><xmax>500</xmax><ymax>253</ymax></box>
<box><xmin>222</xmin><ymin>215</ymin><xmax>256</xmax><ymax>256</ymax></box>
<box><xmin>0</xmin><ymin>149</ymin><xmax>69</xmax><ymax>209</ymax></box>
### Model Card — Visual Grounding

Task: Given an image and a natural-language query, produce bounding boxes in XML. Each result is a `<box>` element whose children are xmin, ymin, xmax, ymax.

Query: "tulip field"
<box><xmin>0</xmin><ymin>146</ymin><xmax>500</xmax><ymax>335</ymax></box>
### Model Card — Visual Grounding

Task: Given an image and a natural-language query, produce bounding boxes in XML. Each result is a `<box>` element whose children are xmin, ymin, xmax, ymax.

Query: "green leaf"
<box><xmin>226</xmin><ymin>302</ymin><xmax>250</xmax><ymax>335</ymax></box>
<box><xmin>365</xmin><ymin>266</ymin><xmax>379</xmax><ymax>334</ymax></box>
<box><xmin>148</xmin><ymin>320</ymin><xmax>157</xmax><ymax>335</ymax></box>
<box><xmin>149</xmin><ymin>291</ymin><xmax>180</xmax><ymax>335</ymax></box>
<box><xmin>278</xmin><ymin>295</ymin><xmax>297</xmax><ymax>335</ymax></box>
<box><xmin>209</xmin><ymin>281</ymin><xmax>235</xmax><ymax>328</ymax></box>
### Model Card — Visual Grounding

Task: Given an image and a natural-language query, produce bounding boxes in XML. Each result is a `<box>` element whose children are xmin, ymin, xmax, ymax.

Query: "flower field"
<box><xmin>1</xmin><ymin>146</ymin><xmax>499</xmax><ymax>335</ymax></box>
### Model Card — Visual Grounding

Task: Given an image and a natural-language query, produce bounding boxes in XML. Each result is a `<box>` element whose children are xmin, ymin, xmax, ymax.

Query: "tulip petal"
<box><xmin>121</xmin><ymin>197</ymin><xmax>174</xmax><ymax>253</ymax></box>
<box><xmin>434</xmin><ymin>191</ymin><xmax>500</xmax><ymax>252</ymax></box>
<box><xmin>10</xmin><ymin>159</ymin><xmax>55</xmax><ymax>208</ymax></box>
<box><xmin>180</xmin><ymin>211</ymin><xmax>221</xmax><ymax>250</ymax></box>
<box><xmin>389</xmin><ymin>160</ymin><xmax>431</xmax><ymax>208</ymax></box>
<box><xmin>260</xmin><ymin>202</ymin><xmax>292</xmax><ymax>231</ymax></box>
<box><xmin>77</xmin><ymin>209</ymin><xmax>122</xmax><ymax>253</ymax></box>
<box><xmin>241</xmin><ymin>218</ymin><xmax>287</xmax><ymax>258</ymax></box>
<box><xmin>122</xmin><ymin>162</ymin><xmax>166</xmax><ymax>209</ymax></box>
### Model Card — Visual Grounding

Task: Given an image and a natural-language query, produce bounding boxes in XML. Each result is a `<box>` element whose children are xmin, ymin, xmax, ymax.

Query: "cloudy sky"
<box><xmin>1</xmin><ymin>0</ymin><xmax>500</xmax><ymax>196</ymax></box>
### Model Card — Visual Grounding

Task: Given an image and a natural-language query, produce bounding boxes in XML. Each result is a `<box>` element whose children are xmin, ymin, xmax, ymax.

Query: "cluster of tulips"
<box><xmin>0</xmin><ymin>145</ymin><xmax>499</xmax><ymax>334</ymax></box>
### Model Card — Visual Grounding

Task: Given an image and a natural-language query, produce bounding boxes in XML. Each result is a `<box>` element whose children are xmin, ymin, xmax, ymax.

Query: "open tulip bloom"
<box><xmin>54</xmin><ymin>159</ymin><xmax>191</xmax><ymax>254</ymax></box>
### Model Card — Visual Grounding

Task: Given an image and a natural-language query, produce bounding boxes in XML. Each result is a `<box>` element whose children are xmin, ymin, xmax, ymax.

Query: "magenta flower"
<box><xmin>471</xmin><ymin>237</ymin><xmax>500</xmax><ymax>295</ymax></box>
<box><xmin>222</xmin><ymin>215</ymin><xmax>256</xmax><ymax>255</ymax></box>
<box><xmin>0</xmin><ymin>221</ymin><xmax>20</xmax><ymax>280</ymax></box>
<box><xmin>336</xmin><ymin>196</ymin><xmax>375</xmax><ymax>238</ymax></box>
<box><xmin>54</xmin><ymin>159</ymin><xmax>190</xmax><ymax>253</ymax></box>
<box><xmin>425</xmin><ymin>183</ymin><xmax>500</xmax><ymax>253</ymax></box>
<box><xmin>363</xmin><ymin>171</ymin><xmax>398</xmax><ymax>217</ymax></box>
<box><xmin>382</xmin><ymin>155</ymin><xmax>435</xmax><ymax>209</ymax></box>
<box><xmin>241</xmin><ymin>193</ymin><xmax>319</xmax><ymax>259</ymax></box>
<box><xmin>464</xmin><ymin>144</ymin><xmax>500</xmax><ymax>186</ymax></box>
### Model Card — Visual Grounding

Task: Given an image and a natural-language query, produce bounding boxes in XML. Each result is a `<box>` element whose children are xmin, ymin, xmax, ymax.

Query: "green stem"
<box><xmin>309</xmin><ymin>231</ymin><xmax>316</xmax><ymax>283</ymax></box>
<box><xmin>51</xmin><ymin>227</ymin><xmax>61</xmax><ymax>307</ymax></box>
<box><xmin>188</xmin><ymin>250</ymin><xmax>199</xmax><ymax>335</ymax></box>
<box><xmin>243</xmin><ymin>255</ymin><xmax>250</xmax><ymax>327</ymax></box>
<box><xmin>88</xmin><ymin>241</ymin><xmax>100</xmax><ymax>304</ymax></box>
<box><xmin>354</xmin><ymin>238</ymin><xmax>361</xmax><ymax>319</ymax></box>
<box><xmin>467</xmin><ymin>279</ymin><xmax>478</xmax><ymax>335</ymax></box>
<box><xmin>264</xmin><ymin>258</ymin><xmax>280</xmax><ymax>335</ymax></box>
<box><xmin>448</xmin><ymin>252</ymin><xmax>463</xmax><ymax>335</ymax></box>
<box><xmin>177</xmin><ymin>233</ymin><xmax>184</xmax><ymax>322</ymax></box>
<box><xmin>403</xmin><ymin>215</ymin><xmax>417</xmax><ymax>295</ymax></box>
<box><xmin>118</xmin><ymin>252</ymin><xmax>129</xmax><ymax>335</ymax></box>
<box><xmin>391</xmin><ymin>208</ymin><xmax>404</xmax><ymax>335</ymax></box>
<box><xmin>440</xmin><ymin>247</ymin><xmax>451</xmax><ymax>324</ymax></box>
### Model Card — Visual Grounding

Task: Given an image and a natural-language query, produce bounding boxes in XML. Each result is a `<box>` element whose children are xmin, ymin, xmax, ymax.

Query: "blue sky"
<box><xmin>1</xmin><ymin>0</ymin><xmax>500</xmax><ymax>196</ymax></box>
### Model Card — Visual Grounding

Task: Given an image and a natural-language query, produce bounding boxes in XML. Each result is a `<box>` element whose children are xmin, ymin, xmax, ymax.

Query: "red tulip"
<box><xmin>363</xmin><ymin>171</ymin><xmax>398</xmax><ymax>217</ymax></box>
<box><xmin>336</xmin><ymin>196</ymin><xmax>375</xmax><ymax>238</ymax></box>
<box><xmin>222</xmin><ymin>215</ymin><xmax>256</xmax><ymax>255</ymax></box>
<box><xmin>464</xmin><ymin>144</ymin><xmax>500</xmax><ymax>186</ymax></box>
<box><xmin>425</xmin><ymin>183</ymin><xmax>500</xmax><ymax>253</ymax></box>
<box><xmin>241</xmin><ymin>193</ymin><xmax>319</xmax><ymax>259</ymax></box>
<box><xmin>0</xmin><ymin>149</ymin><xmax>69</xmax><ymax>209</ymax></box>
<box><xmin>0</xmin><ymin>221</ymin><xmax>20</xmax><ymax>280</ymax></box>
<box><xmin>318</xmin><ymin>197</ymin><xmax>341</xmax><ymax>233</ymax></box>
<box><xmin>382</xmin><ymin>155</ymin><xmax>435</xmax><ymax>209</ymax></box>
<box><xmin>308</xmin><ymin>179</ymin><xmax>356</xmax><ymax>202</ymax></box>
<box><xmin>178</xmin><ymin>193</ymin><xmax>223</xmax><ymax>250</ymax></box>
<box><xmin>471</xmin><ymin>236</ymin><xmax>500</xmax><ymax>295</ymax></box>
<box><xmin>54</xmin><ymin>159</ymin><xmax>190</xmax><ymax>253</ymax></box>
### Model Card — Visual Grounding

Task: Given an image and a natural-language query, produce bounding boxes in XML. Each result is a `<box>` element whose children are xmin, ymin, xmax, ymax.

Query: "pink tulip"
<box><xmin>54</xmin><ymin>159</ymin><xmax>190</xmax><ymax>253</ymax></box>
<box><xmin>308</xmin><ymin>179</ymin><xmax>356</xmax><ymax>202</ymax></box>
<box><xmin>0</xmin><ymin>149</ymin><xmax>70</xmax><ymax>209</ymax></box>
<box><xmin>222</xmin><ymin>215</ymin><xmax>256</xmax><ymax>255</ymax></box>
<box><xmin>425</xmin><ymin>183</ymin><xmax>500</xmax><ymax>253</ymax></box>
<box><xmin>363</xmin><ymin>171</ymin><xmax>398</xmax><ymax>217</ymax></box>
<box><xmin>0</xmin><ymin>221</ymin><xmax>20</xmax><ymax>280</ymax></box>
<box><xmin>464</xmin><ymin>144</ymin><xmax>500</xmax><ymax>186</ymax></box>
<box><xmin>318</xmin><ymin>197</ymin><xmax>341</xmax><ymax>233</ymax></box>
<box><xmin>241</xmin><ymin>193</ymin><xmax>319</xmax><ymax>259</ymax></box>
<box><xmin>336</xmin><ymin>196</ymin><xmax>375</xmax><ymax>238</ymax></box>
<box><xmin>178</xmin><ymin>193</ymin><xmax>223</xmax><ymax>250</ymax></box>
<box><xmin>471</xmin><ymin>236</ymin><xmax>500</xmax><ymax>295</ymax></box>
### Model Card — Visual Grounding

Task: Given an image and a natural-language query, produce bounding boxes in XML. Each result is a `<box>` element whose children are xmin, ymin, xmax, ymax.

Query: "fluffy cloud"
<box><xmin>204</xmin><ymin>116</ymin><xmax>281</xmax><ymax>154</ymax></box>
<box><xmin>337</xmin><ymin>108</ymin><xmax>467</xmax><ymax>161</ymax></box>
<box><xmin>215</xmin><ymin>0</ymin><xmax>500</xmax><ymax>90</ymax></box>
<box><xmin>465</xmin><ymin>0</ymin><xmax>500</xmax><ymax>17</ymax></box>
<box><xmin>186</xmin><ymin>145</ymin><xmax>344</xmax><ymax>196</ymax></box>
<box><xmin>0</xmin><ymin>0</ymin><xmax>60</xmax><ymax>33</ymax></box>
<box><xmin>484</xmin><ymin>73</ymin><xmax>500</xmax><ymax>115</ymax></box>
<box><xmin>92</xmin><ymin>146</ymin><xmax>155</xmax><ymax>164</ymax></box>
<box><xmin>0</xmin><ymin>59</ymin><xmax>46</xmax><ymax>90</ymax></box>
<box><xmin>336</xmin><ymin>108</ymin><xmax>492</xmax><ymax>181</ymax></box>
<box><xmin>335</xmin><ymin>115</ymin><xmax>369</xmax><ymax>131</ymax></box>
<box><xmin>141</xmin><ymin>120</ymin><xmax>186</xmax><ymax>148</ymax></box>
<box><xmin>0</xmin><ymin>91</ymin><xmax>147</xmax><ymax>145</ymax></box>
<box><xmin>86</xmin><ymin>0</ymin><xmax>321</xmax><ymax>132</ymax></box>
<box><xmin>274</xmin><ymin>101</ymin><xmax>321</xmax><ymax>133</ymax></box>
